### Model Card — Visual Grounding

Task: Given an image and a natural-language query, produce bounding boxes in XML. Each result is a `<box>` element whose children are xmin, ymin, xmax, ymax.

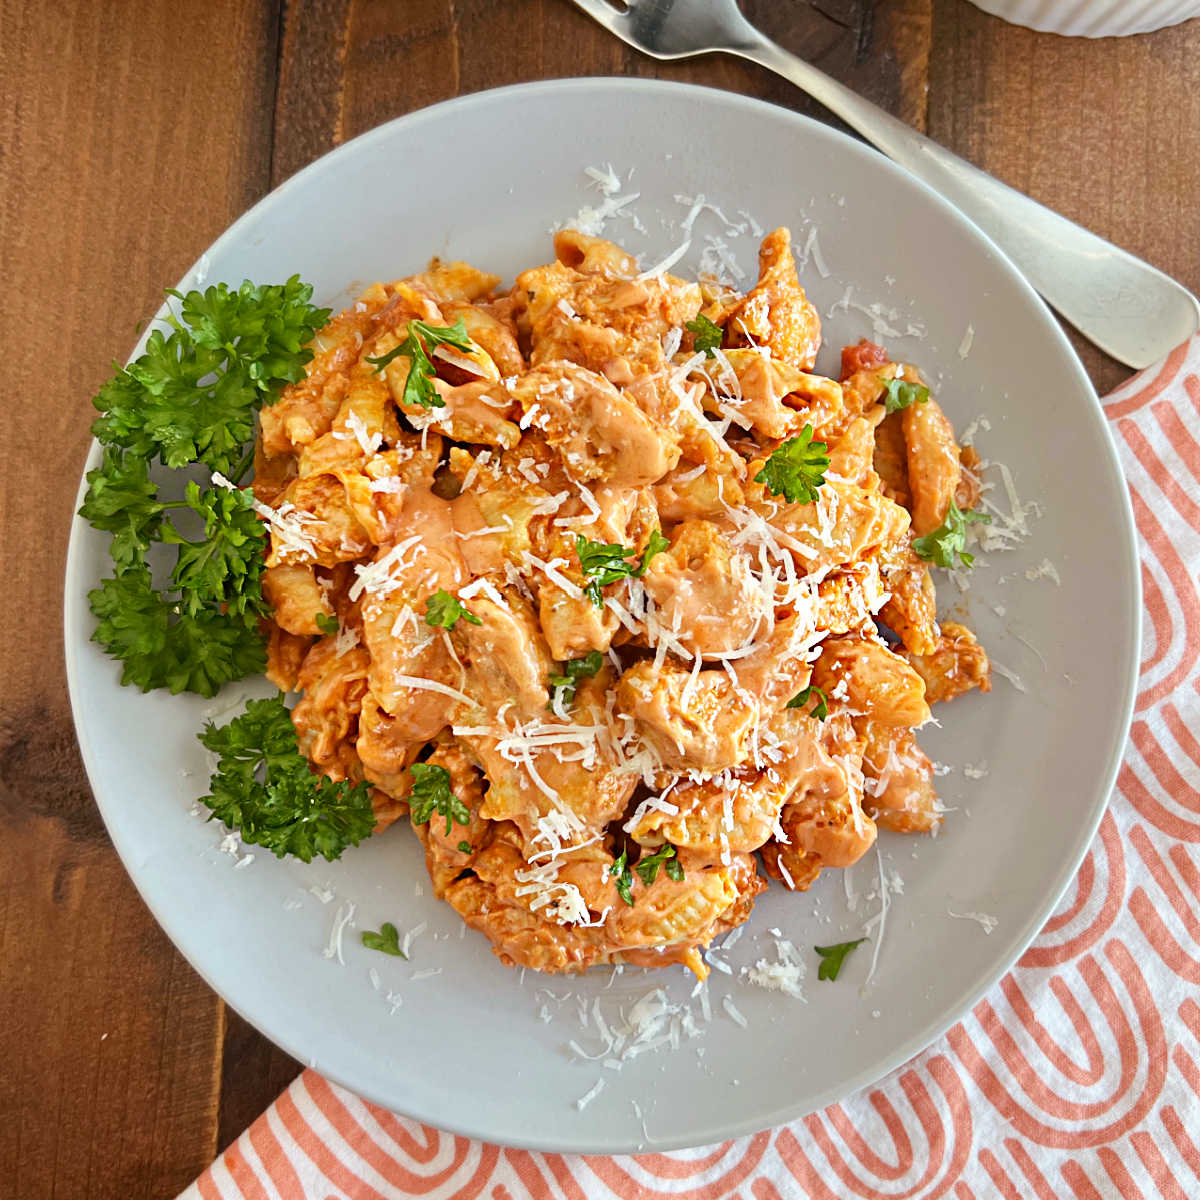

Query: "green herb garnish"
<box><xmin>549</xmin><ymin>650</ymin><xmax>605</xmax><ymax>707</ymax></box>
<box><xmin>575</xmin><ymin>529</ymin><xmax>670</xmax><ymax>606</ymax></box>
<box><xmin>786</xmin><ymin>684</ymin><xmax>828</xmax><ymax>721</ymax></box>
<box><xmin>881</xmin><ymin>377</ymin><xmax>930</xmax><ymax>414</ymax></box>
<box><xmin>424</xmin><ymin>589</ymin><xmax>481</xmax><ymax>631</ymax></box>
<box><xmin>635</xmin><ymin>843</ymin><xmax>684</xmax><ymax>886</ymax></box>
<box><xmin>610</xmin><ymin>849</ymin><xmax>635</xmax><ymax>906</ymax></box>
<box><xmin>198</xmin><ymin>694</ymin><xmax>376</xmax><ymax>862</ymax></box>
<box><xmin>685</xmin><ymin>313</ymin><xmax>723</xmax><ymax>357</ymax></box>
<box><xmin>815</xmin><ymin>937</ymin><xmax>868</xmax><ymax>981</ymax></box>
<box><xmin>408</xmin><ymin>762</ymin><xmax>471</xmax><ymax>836</ymax></box>
<box><xmin>367</xmin><ymin>317</ymin><xmax>473</xmax><ymax>410</ymax></box>
<box><xmin>361</xmin><ymin>922</ymin><xmax>407</xmax><ymax>958</ymax></box>
<box><xmin>911</xmin><ymin>501</ymin><xmax>991</xmax><ymax>569</ymax></box>
<box><xmin>315</xmin><ymin>612</ymin><xmax>339</xmax><ymax>635</ymax></box>
<box><xmin>754</xmin><ymin>425</ymin><xmax>829</xmax><ymax>505</ymax></box>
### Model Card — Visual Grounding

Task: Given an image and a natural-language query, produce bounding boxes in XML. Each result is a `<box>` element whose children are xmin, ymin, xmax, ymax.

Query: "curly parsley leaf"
<box><xmin>367</xmin><ymin>317</ymin><xmax>473</xmax><ymax>410</ymax></box>
<box><xmin>912</xmin><ymin>500</ymin><xmax>991</xmax><ymax>569</ymax></box>
<box><xmin>93</xmin><ymin>277</ymin><xmax>329</xmax><ymax>474</ymax></box>
<box><xmin>78</xmin><ymin>447</ymin><xmax>168</xmax><ymax>573</ymax></box>
<box><xmin>89</xmin><ymin>567</ymin><xmax>266</xmax><ymax>697</ymax></box>
<box><xmin>424</xmin><ymin>589</ymin><xmax>481</xmax><ymax>631</ymax></box>
<box><xmin>161</xmin><ymin>481</ymin><xmax>268</xmax><ymax>620</ymax></box>
<box><xmin>786</xmin><ymin>684</ymin><xmax>829</xmax><ymax>721</ymax></box>
<box><xmin>815</xmin><ymin>937</ymin><xmax>868</xmax><ymax>982</ymax></box>
<box><xmin>549</xmin><ymin>650</ymin><xmax>605</xmax><ymax>707</ymax></box>
<box><xmin>408</xmin><ymin>762</ymin><xmax>471</xmax><ymax>836</ymax></box>
<box><xmin>361</xmin><ymin>922</ymin><xmax>407</xmax><ymax>958</ymax></box>
<box><xmin>575</xmin><ymin>530</ymin><xmax>670</xmax><ymax>606</ymax></box>
<box><xmin>635</xmin><ymin>843</ymin><xmax>684</xmax><ymax>887</ymax></box>
<box><xmin>685</xmin><ymin>313</ymin><xmax>723</xmax><ymax>357</ymax></box>
<box><xmin>198</xmin><ymin>694</ymin><xmax>375</xmax><ymax>861</ymax></box>
<box><xmin>610</xmin><ymin>849</ymin><xmax>634</xmax><ymax>906</ymax></box>
<box><xmin>754</xmin><ymin>425</ymin><xmax>830</xmax><ymax>505</ymax></box>
<box><xmin>881</xmin><ymin>377</ymin><xmax>930</xmax><ymax>414</ymax></box>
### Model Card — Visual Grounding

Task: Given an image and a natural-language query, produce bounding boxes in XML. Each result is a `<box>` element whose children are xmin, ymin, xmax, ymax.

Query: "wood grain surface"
<box><xmin>2</xmin><ymin>1</ymin><xmax>1197</xmax><ymax>1194</ymax></box>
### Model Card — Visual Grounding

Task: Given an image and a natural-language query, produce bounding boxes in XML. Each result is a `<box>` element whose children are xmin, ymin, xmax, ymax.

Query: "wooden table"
<box><xmin>3</xmin><ymin>1</ymin><xmax>1197</xmax><ymax>1194</ymax></box>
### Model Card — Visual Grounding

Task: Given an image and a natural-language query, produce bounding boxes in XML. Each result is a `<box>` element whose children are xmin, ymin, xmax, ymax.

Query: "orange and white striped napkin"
<box><xmin>181</xmin><ymin>335</ymin><xmax>1200</xmax><ymax>1200</ymax></box>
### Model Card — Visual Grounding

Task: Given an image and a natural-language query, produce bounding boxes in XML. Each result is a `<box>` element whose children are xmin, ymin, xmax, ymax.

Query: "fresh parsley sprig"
<box><xmin>575</xmin><ymin>529</ymin><xmax>670</xmax><ymax>607</ymax></box>
<box><xmin>549</xmin><ymin>650</ymin><xmax>605</xmax><ymax>708</ymax></box>
<box><xmin>754</xmin><ymin>425</ymin><xmax>830</xmax><ymax>505</ymax></box>
<box><xmin>881</xmin><ymin>377</ymin><xmax>930</xmax><ymax>414</ymax></box>
<box><xmin>635</xmin><ymin>843</ymin><xmax>684</xmax><ymax>886</ymax></box>
<box><xmin>815</xmin><ymin>937</ymin><xmax>868</xmax><ymax>982</ymax></box>
<box><xmin>361</xmin><ymin>923</ymin><xmax>407</xmax><ymax>958</ymax></box>
<box><xmin>93</xmin><ymin>277</ymin><xmax>329</xmax><ymax>475</ymax></box>
<box><xmin>424</xmin><ymin>589</ymin><xmax>481</xmax><ymax>631</ymax></box>
<box><xmin>786</xmin><ymin>684</ymin><xmax>828</xmax><ymax>721</ymax></box>
<box><xmin>367</xmin><ymin>317</ymin><xmax>474</xmax><ymax>410</ymax></box>
<box><xmin>81</xmin><ymin>277</ymin><xmax>328</xmax><ymax>697</ymax></box>
<box><xmin>685</xmin><ymin>313</ymin><xmax>723</xmax><ymax>357</ymax></box>
<box><xmin>912</xmin><ymin>501</ymin><xmax>991</xmax><ymax>569</ymax></box>
<box><xmin>198</xmin><ymin>695</ymin><xmax>376</xmax><ymax>862</ymax></box>
<box><xmin>408</xmin><ymin>762</ymin><xmax>471</xmax><ymax>836</ymax></box>
<box><xmin>610</xmin><ymin>849</ymin><xmax>635</xmax><ymax>906</ymax></box>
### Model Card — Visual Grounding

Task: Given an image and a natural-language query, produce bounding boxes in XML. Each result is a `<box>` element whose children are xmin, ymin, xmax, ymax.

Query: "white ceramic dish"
<box><xmin>64</xmin><ymin>78</ymin><xmax>1139</xmax><ymax>1153</ymax></box>
<box><xmin>968</xmin><ymin>0</ymin><xmax>1200</xmax><ymax>36</ymax></box>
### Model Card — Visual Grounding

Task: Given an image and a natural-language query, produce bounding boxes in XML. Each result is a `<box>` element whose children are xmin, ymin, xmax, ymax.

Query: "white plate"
<box><xmin>64</xmin><ymin>79</ymin><xmax>1139</xmax><ymax>1153</ymax></box>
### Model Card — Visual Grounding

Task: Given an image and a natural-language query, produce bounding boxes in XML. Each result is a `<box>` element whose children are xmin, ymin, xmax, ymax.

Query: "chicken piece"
<box><xmin>813</xmin><ymin>561</ymin><xmax>890</xmax><ymax>636</ymax></box>
<box><xmin>628</xmin><ymin>710</ymin><xmax>821</xmax><ymax>854</ymax></box>
<box><xmin>726</xmin><ymin>228</ymin><xmax>822</xmax><ymax>371</ymax></box>
<box><xmin>653</xmin><ymin>458</ymin><xmax>745</xmax><ymax>522</ymax></box>
<box><xmin>640</xmin><ymin>521</ymin><xmax>764</xmax><ymax>658</ymax></box>
<box><xmin>262</xmin><ymin>564</ymin><xmax>333</xmax><ymax>637</ymax></box>
<box><xmin>860</xmin><ymin>721</ymin><xmax>940</xmax><ymax>834</ymax></box>
<box><xmin>290</xmin><ymin>639</ymin><xmax>371</xmax><ymax>771</ymax></box>
<box><xmin>441</xmin><ymin>301</ymin><xmax>525</xmax><ymax>377</ymax></box>
<box><xmin>407</xmin><ymin>259</ymin><xmax>500</xmax><ymax>305</ymax></box>
<box><xmin>615</xmin><ymin>662</ymin><xmax>758</xmax><ymax>773</ymax></box>
<box><xmin>903</xmin><ymin>621</ymin><xmax>992</xmax><ymax>703</ymax></box>
<box><xmin>747</xmin><ymin>478</ymin><xmax>911</xmax><ymax>578</ymax></box>
<box><xmin>356</xmin><ymin>692</ymin><xmax>422</xmax><ymax>799</ymax></box>
<box><xmin>537</xmin><ymin>578</ymin><xmax>620</xmax><ymax>661</ymax></box>
<box><xmin>904</xmin><ymin>394</ymin><xmax>962</xmax><ymax>536</ymax></box>
<box><xmin>553</xmin><ymin>229</ymin><xmax>638</xmax><ymax>277</ymax></box>
<box><xmin>879</xmin><ymin>558</ymin><xmax>939</xmax><ymax>657</ymax></box>
<box><xmin>263</xmin><ymin>472</ymin><xmax>373</xmax><ymax>568</ymax></box>
<box><xmin>457</xmin><ymin>589</ymin><xmax>553</xmax><ymax>718</ymax></box>
<box><xmin>265</xmin><ymin>624</ymin><xmax>312</xmax><ymax>692</ymax></box>
<box><xmin>504</xmin><ymin>361</ymin><xmax>679</xmax><ymax>487</ymax></box>
<box><xmin>812</xmin><ymin>635</ymin><xmax>931</xmax><ymax>729</ymax></box>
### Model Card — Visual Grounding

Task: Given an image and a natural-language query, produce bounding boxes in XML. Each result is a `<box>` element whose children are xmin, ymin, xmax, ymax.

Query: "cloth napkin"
<box><xmin>180</xmin><ymin>335</ymin><xmax>1200</xmax><ymax>1200</ymax></box>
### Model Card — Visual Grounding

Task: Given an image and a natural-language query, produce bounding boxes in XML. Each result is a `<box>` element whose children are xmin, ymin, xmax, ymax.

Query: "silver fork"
<box><xmin>568</xmin><ymin>0</ymin><xmax>1200</xmax><ymax>370</ymax></box>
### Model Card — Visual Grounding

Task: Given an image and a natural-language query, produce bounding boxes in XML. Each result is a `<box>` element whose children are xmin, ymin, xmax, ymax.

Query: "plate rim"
<box><xmin>63</xmin><ymin>75</ymin><xmax>1142</xmax><ymax>1153</ymax></box>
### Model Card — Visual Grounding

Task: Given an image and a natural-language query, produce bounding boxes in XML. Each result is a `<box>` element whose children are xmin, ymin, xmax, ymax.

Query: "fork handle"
<box><xmin>735</xmin><ymin>36</ymin><xmax>1200</xmax><ymax>370</ymax></box>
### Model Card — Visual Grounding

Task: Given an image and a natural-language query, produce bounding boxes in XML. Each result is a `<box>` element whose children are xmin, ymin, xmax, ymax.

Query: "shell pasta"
<box><xmin>253</xmin><ymin>227</ymin><xmax>991</xmax><ymax>978</ymax></box>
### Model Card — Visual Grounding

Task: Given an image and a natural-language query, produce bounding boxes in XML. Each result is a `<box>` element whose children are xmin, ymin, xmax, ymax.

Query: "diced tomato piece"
<box><xmin>840</xmin><ymin>339</ymin><xmax>889</xmax><ymax>380</ymax></box>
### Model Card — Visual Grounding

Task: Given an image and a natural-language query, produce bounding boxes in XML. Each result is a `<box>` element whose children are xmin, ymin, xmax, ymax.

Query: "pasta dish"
<box><xmin>250</xmin><ymin>227</ymin><xmax>991</xmax><ymax>978</ymax></box>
